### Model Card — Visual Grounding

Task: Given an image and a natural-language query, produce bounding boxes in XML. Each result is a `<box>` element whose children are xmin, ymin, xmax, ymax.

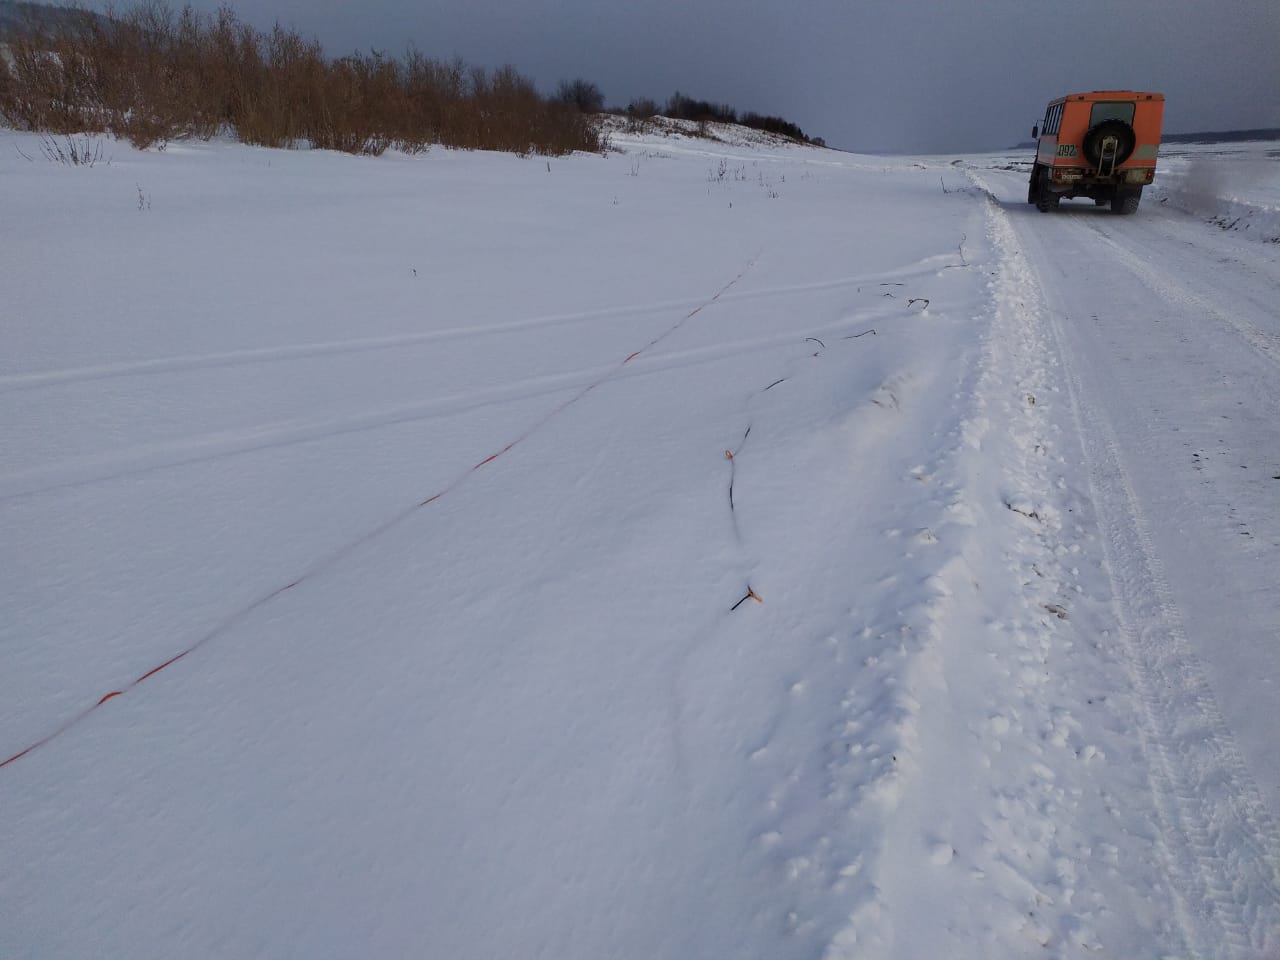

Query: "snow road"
<box><xmin>969</xmin><ymin>164</ymin><xmax>1280</xmax><ymax>957</ymax></box>
<box><xmin>977</xmin><ymin>163</ymin><xmax>1280</xmax><ymax>804</ymax></box>
<box><xmin>2</xmin><ymin>126</ymin><xmax>1278</xmax><ymax>958</ymax></box>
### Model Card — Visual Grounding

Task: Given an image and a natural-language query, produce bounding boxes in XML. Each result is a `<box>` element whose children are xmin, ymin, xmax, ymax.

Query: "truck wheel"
<box><xmin>1035</xmin><ymin>171</ymin><xmax>1059</xmax><ymax>212</ymax></box>
<box><xmin>1111</xmin><ymin>187</ymin><xmax>1142</xmax><ymax>215</ymax></box>
<box><xmin>1027</xmin><ymin>164</ymin><xmax>1040</xmax><ymax>203</ymax></box>
<box><xmin>1083</xmin><ymin>120</ymin><xmax>1136</xmax><ymax>168</ymax></box>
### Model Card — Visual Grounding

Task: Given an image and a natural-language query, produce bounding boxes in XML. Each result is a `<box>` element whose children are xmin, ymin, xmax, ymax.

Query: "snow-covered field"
<box><xmin>3</xmin><ymin>123</ymin><xmax>1279</xmax><ymax>958</ymax></box>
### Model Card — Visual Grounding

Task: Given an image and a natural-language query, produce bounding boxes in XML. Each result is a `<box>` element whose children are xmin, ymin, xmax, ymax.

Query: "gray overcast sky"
<box><xmin>102</xmin><ymin>0</ymin><xmax>1280</xmax><ymax>152</ymax></box>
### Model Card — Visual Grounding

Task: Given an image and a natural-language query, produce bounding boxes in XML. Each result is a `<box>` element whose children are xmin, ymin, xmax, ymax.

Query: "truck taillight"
<box><xmin>1126</xmin><ymin>168</ymin><xmax>1153</xmax><ymax>184</ymax></box>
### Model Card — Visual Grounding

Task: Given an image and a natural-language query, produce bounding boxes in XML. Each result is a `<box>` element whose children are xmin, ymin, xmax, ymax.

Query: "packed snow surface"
<box><xmin>3</xmin><ymin>124</ymin><xmax>1279</xmax><ymax>958</ymax></box>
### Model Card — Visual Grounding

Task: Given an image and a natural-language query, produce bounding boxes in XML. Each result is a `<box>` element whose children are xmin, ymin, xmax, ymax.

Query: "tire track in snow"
<box><xmin>976</xmin><ymin>172</ymin><xmax>1280</xmax><ymax>958</ymax></box>
<box><xmin>1075</xmin><ymin>217</ymin><xmax>1280</xmax><ymax>371</ymax></box>
<box><xmin>1048</xmin><ymin>319</ymin><xmax>1280</xmax><ymax>957</ymax></box>
<box><xmin>0</xmin><ymin>297</ymin><xmax>707</xmax><ymax>392</ymax></box>
<box><xmin>0</xmin><ymin>258</ymin><xmax>949</xmax><ymax>394</ymax></box>
<box><xmin>0</xmin><ymin>308</ymin><xmax>899</xmax><ymax>501</ymax></box>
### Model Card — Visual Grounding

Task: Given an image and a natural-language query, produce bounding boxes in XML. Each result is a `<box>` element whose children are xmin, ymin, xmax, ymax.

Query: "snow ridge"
<box><xmin>843</xmin><ymin>173</ymin><xmax>1178</xmax><ymax>955</ymax></box>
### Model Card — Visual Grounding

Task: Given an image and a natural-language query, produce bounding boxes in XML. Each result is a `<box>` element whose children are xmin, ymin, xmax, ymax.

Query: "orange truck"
<box><xmin>1028</xmin><ymin>90</ymin><xmax>1164</xmax><ymax>214</ymax></box>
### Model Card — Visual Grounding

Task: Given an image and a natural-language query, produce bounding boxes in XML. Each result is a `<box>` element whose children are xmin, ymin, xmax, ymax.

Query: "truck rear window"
<box><xmin>1090</xmin><ymin>102</ymin><xmax>1135</xmax><ymax>126</ymax></box>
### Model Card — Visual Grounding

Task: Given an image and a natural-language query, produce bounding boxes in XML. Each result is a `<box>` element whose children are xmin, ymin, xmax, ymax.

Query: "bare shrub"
<box><xmin>665</xmin><ymin>91</ymin><xmax>737</xmax><ymax>125</ymax></box>
<box><xmin>38</xmin><ymin>131</ymin><xmax>105</xmax><ymax>164</ymax></box>
<box><xmin>626</xmin><ymin>97</ymin><xmax>658</xmax><ymax>119</ymax></box>
<box><xmin>741</xmin><ymin>111</ymin><xmax>807</xmax><ymax>142</ymax></box>
<box><xmin>0</xmin><ymin>11</ymin><xmax>102</xmax><ymax>133</ymax></box>
<box><xmin>623</xmin><ymin>97</ymin><xmax>657</xmax><ymax>133</ymax></box>
<box><xmin>556</xmin><ymin>77</ymin><xmax>603</xmax><ymax>114</ymax></box>
<box><xmin>0</xmin><ymin>1</ymin><xmax>602</xmax><ymax>156</ymax></box>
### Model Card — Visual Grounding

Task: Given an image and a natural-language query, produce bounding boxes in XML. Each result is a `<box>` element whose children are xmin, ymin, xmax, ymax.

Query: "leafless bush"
<box><xmin>626</xmin><ymin>97</ymin><xmax>658</xmax><ymax>119</ymax></box>
<box><xmin>623</xmin><ymin>97</ymin><xmax>658</xmax><ymax>134</ymax></box>
<box><xmin>556</xmin><ymin>77</ymin><xmax>603</xmax><ymax>114</ymax></box>
<box><xmin>37</xmin><ymin>131</ymin><xmax>105</xmax><ymax>164</ymax></box>
<box><xmin>0</xmin><ymin>11</ymin><xmax>102</xmax><ymax>133</ymax></box>
<box><xmin>0</xmin><ymin>1</ymin><xmax>602</xmax><ymax>156</ymax></box>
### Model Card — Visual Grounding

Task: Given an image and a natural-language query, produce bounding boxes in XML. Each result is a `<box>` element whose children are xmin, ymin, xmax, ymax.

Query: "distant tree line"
<box><xmin>0</xmin><ymin>0</ymin><xmax>820</xmax><ymax>154</ymax></box>
<box><xmin>553</xmin><ymin>78</ymin><xmax>819</xmax><ymax>145</ymax></box>
<box><xmin>0</xmin><ymin>1</ymin><xmax>600</xmax><ymax>155</ymax></box>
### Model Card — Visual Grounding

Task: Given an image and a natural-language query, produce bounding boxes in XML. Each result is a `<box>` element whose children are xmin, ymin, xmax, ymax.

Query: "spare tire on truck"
<box><xmin>1082</xmin><ymin>119</ymin><xmax>1136</xmax><ymax>168</ymax></box>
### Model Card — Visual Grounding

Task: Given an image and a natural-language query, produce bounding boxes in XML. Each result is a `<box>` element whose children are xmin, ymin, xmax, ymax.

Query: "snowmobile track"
<box><xmin>0</xmin><ymin>294</ymin><xmax>903</xmax><ymax>502</ymax></box>
<box><xmin>0</xmin><ymin>260</ymin><xmax>946</xmax><ymax>395</ymax></box>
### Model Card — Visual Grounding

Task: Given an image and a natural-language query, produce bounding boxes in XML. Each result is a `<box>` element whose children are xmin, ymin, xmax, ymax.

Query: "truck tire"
<box><xmin>1028</xmin><ymin>164</ymin><xmax>1041</xmax><ymax>203</ymax></box>
<box><xmin>1111</xmin><ymin>187</ymin><xmax>1142</xmax><ymax>215</ymax></box>
<box><xmin>1083</xmin><ymin>119</ymin><xmax>1136</xmax><ymax>168</ymax></box>
<box><xmin>1035</xmin><ymin>171</ymin><xmax>1059</xmax><ymax>212</ymax></box>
